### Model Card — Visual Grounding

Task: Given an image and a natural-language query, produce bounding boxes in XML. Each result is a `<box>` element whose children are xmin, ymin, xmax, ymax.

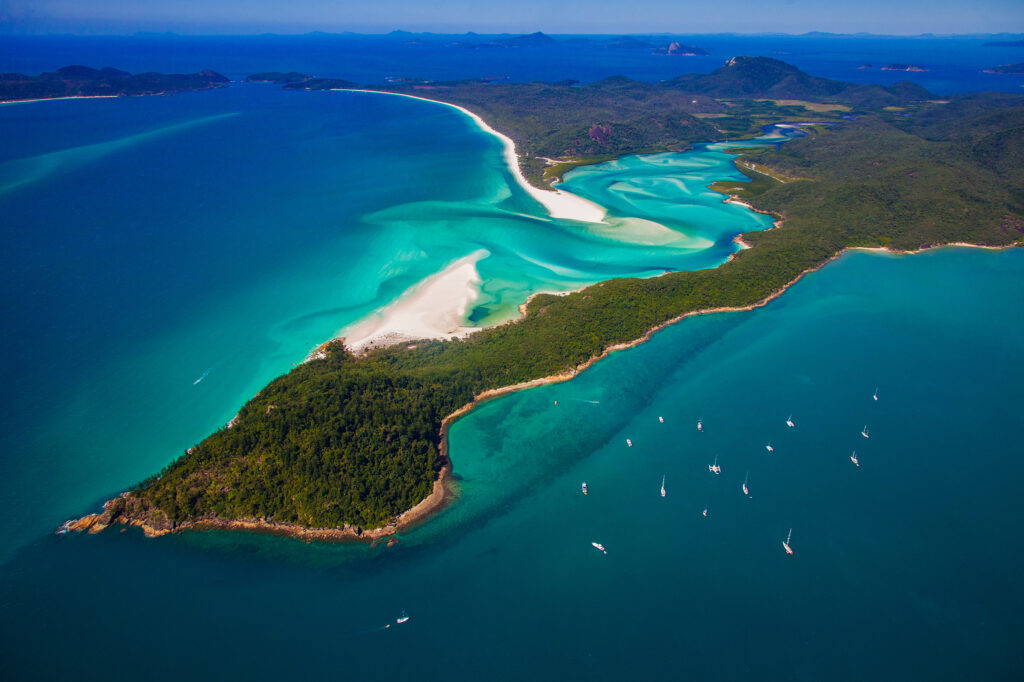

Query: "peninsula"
<box><xmin>0</xmin><ymin>65</ymin><xmax>229</xmax><ymax>103</ymax></box>
<box><xmin>72</xmin><ymin>57</ymin><xmax>1024</xmax><ymax>541</ymax></box>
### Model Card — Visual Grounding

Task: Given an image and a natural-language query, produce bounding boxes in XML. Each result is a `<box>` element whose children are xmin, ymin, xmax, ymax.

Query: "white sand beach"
<box><xmin>341</xmin><ymin>250</ymin><xmax>488</xmax><ymax>354</ymax></box>
<box><xmin>339</xmin><ymin>89</ymin><xmax>608</xmax><ymax>224</ymax></box>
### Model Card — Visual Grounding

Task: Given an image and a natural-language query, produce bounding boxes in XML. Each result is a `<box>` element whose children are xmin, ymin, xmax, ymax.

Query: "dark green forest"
<box><xmin>0</xmin><ymin>66</ymin><xmax>228</xmax><ymax>101</ymax></box>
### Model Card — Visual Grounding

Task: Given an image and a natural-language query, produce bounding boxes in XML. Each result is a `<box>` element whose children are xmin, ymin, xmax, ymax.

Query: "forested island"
<box><xmin>0</xmin><ymin>65</ymin><xmax>228</xmax><ymax>102</ymax></box>
<box><xmin>74</xmin><ymin>57</ymin><xmax>1024</xmax><ymax>541</ymax></box>
<box><xmin>983</xmin><ymin>63</ymin><xmax>1024</xmax><ymax>74</ymax></box>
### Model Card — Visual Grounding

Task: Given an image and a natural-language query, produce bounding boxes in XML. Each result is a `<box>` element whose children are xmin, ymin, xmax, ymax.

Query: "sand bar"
<box><xmin>340</xmin><ymin>250</ymin><xmax>488</xmax><ymax>354</ymax></box>
<box><xmin>339</xmin><ymin>89</ymin><xmax>608</xmax><ymax>224</ymax></box>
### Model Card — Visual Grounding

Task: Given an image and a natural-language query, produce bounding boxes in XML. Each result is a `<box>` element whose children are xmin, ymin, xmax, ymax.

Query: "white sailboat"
<box><xmin>786</xmin><ymin>414</ymin><xmax>795</xmax><ymax>428</ymax></box>
<box><xmin>697</xmin><ymin>417</ymin><xmax>703</xmax><ymax>432</ymax></box>
<box><xmin>708</xmin><ymin>455</ymin><xmax>721</xmax><ymax>475</ymax></box>
<box><xmin>626</xmin><ymin>438</ymin><xmax>633</xmax><ymax>447</ymax></box>
<box><xmin>742</xmin><ymin>471</ymin><xmax>750</xmax><ymax>496</ymax></box>
<box><xmin>396</xmin><ymin>610</ymin><xmax>410</xmax><ymax>624</ymax></box>
<box><xmin>582</xmin><ymin>481</ymin><xmax>588</xmax><ymax>495</ymax></box>
<box><xmin>861</xmin><ymin>425</ymin><xmax>870</xmax><ymax>439</ymax></box>
<box><xmin>850</xmin><ymin>450</ymin><xmax>859</xmax><ymax>467</ymax></box>
<box><xmin>660</xmin><ymin>475</ymin><xmax>666</xmax><ymax>497</ymax></box>
<box><xmin>659</xmin><ymin>416</ymin><xmax>664</xmax><ymax>423</ymax></box>
<box><xmin>702</xmin><ymin>505</ymin><xmax>708</xmax><ymax>517</ymax></box>
<box><xmin>782</xmin><ymin>528</ymin><xmax>794</xmax><ymax>556</ymax></box>
<box><xmin>592</xmin><ymin>542</ymin><xmax>607</xmax><ymax>554</ymax></box>
<box><xmin>873</xmin><ymin>387</ymin><xmax>879</xmax><ymax>401</ymax></box>
<box><xmin>765</xmin><ymin>442</ymin><xmax>774</xmax><ymax>453</ymax></box>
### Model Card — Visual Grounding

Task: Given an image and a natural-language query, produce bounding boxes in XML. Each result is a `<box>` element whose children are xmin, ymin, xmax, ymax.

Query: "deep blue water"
<box><xmin>2</xmin><ymin>33</ymin><xmax>1024</xmax><ymax>94</ymax></box>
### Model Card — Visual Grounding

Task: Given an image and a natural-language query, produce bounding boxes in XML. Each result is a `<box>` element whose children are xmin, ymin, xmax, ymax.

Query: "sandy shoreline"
<box><xmin>0</xmin><ymin>94</ymin><xmax>121</xmax><ymax>105</ymax></box>
<box><xmin>339</xmin><ymin>250</ymin><xmax>488</xmax><ymax>355</ymax></box>
<box><xmin>339</xmin><ymin>89</ymin><xmax>607</xmax><ymax>223</ymax></box>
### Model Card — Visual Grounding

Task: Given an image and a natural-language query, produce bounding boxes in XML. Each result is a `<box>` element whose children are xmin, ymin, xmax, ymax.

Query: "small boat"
<box><xmin>396</xmin><ymin>610</ymin><xmax>410</xmax><ymax>624</ymax></box>
<box><xmin>850</xmin><ymin>450</ymin><xmax>859</xmax><ymax>467</ymax></box>
<box><xmin>861</xmin><ymin>425</ymin><xmax>870</xmax><ymax>439</ymax></box>
<box><xmin>660</xmin><ymin>475</ymin><xmax>666</xmax><ymax>498</ymax></box>
<box><xmin>709</xmin><ymin>455</ymin><xmax>721</xmax><ymax>475</ymax></box>
<box><xmin>582</xmin><ymin>482</ymin><xmax>588</xmax><ymax>495</ymax></box>
<box><xmin>626</xmin><ymin>439</ymin><xmax>633</xmax><ymax>447</ymax></box>
<box><xmin>873</xmin><ymin>387</ymin><xmax>879</xmax><ymax>401</ymax></box>
<box><xmin>782</xmin><ymin>528</ymin><xmax>794</xmax><ymax>556</ymax></box>
<box><xmin>786</xmin><ymin>414</ymin><xmax>795</xmax><ymax>428</ymax></box>
<box><xmin>658</xmin><ymin>416</ymin><xmax>664</xmax><ymax>423</ymax></box>
<box><xmin>742</xmin><ymin>471</ymin><xmax>750</xmax><ymax>496</ymax></box>
<box><xmin>697</xmin><ymin>417</ymin><xmax>703</xmax><ymax>432</ymax></box>
<box><xmin>592</xmin><ymin>542</ymin><xmax>607</xmax><ymax>554</ymax></box>
<box><xmin>702</xmin><ymin>506</ymin><xmax>708</xmax><ymax>517</ymax></box>
<box><xmin>765</xmin><ymin>442</ymin><xmax>774</xmax><ymax>453</ymax></box>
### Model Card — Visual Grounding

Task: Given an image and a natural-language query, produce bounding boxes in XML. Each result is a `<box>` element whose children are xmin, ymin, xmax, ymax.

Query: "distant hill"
<box><xmin>984</xmin><ymin>40</ymin><xmax>1024</xmax><ymax>47</ymax></box>
<box><xmin>983</xmin><ymin>63</ymin><xmax>1024</xmax><ymax>74</ymax></box>
<box><xmin>0</xmin><ymin>65</ymin><xmax>228</xmax><ymax>102</ymax></box>
<box><xmin>494</xmin><ymin>32</ymin><xmax>557</xmax><ymax>47</ymax></box>
<box><xmin>245</xmin><ymin>72</ymin><xmax>313</xmax><ymax>83</ymax></box>
<box><xmin>653</xmin><ymin>42</ymin><xmax>709</xmax><ymax>56</ymax></box>
<box><xmin>663</xmin><ymin>56</ymin><xmax>932</xmax><ymax>107</ymax></box>
<box><xmin>881</xmin><ymin>63</ymin><xmax>928</xmax><ymax>72</ymax></box>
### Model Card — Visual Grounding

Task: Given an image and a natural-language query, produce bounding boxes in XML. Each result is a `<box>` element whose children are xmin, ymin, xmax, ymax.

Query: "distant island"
<box><xmin>245</xmin><ymin>71</ymin><xmax>312</xmax><ymax>83</ymax></box>
<box><xmin>983</xmin><ymin>63</ymin><xmax>1024</xmax><ymax>74</ymax></box>
<box><xmin>70</xmin><ymin>56</ymin><xmax>1024</xmax><ymax>542</ymax></box>
<box><xmin>653</xmin><ymin>42</ymin><xmax>710</xmax><ymax>56</ymax></box>
<box><xmin>0</xmin><ymin>65</ymin><xmax>228</xmax><ymax>103</ymax></box>
<box><xmin>984</xmin><ymin>40</ymin><xmax>1024</xmax><ymax>47</ymax></box>
<box><xmin>881</xmin><ymin>63</ymin><xmax>928</xmax><ymax>72</ymax></box>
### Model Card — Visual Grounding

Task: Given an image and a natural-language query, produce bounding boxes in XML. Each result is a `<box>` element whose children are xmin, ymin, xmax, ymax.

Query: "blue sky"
<box><xmin>2</xmin><ymin>0</ymin><xmax>1022</xmax><ymax>35</ymax></box>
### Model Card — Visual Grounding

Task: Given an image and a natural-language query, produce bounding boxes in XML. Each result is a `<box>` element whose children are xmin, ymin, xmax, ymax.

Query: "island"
<box><xmin>881</xmin><ymin>63</ymin><xmax>928</xmax><ymax>72</ymax></box>
<box><xmin>69</xmin><ymin>57</ymin><xmax>1024</xmax><ymax>542</ymax></box>
<box><xmin>245</xmin><ymin>71</ymin><xmax>313</xmax><ymax>83</ymax></box>
<box><xmin>653</xmin><ymin>42</ymin><xmax>710</xmax><ymax>56</ymax></box>
<box><xmin>983</xmin><ymin>63</ymin><xmax>1024</xmax><ymax>74</ymax></box>
<box><xmin>0</xmin><ymin>65</ymin><xmax>229</xmax><ymax>103</ymax></box>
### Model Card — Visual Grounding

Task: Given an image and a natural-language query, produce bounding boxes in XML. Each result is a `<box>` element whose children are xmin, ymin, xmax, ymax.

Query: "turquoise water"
<box><xmin>1</xmin><ymin>85</ymin><xmax>1023</xmax><ymax>679</ymax></box>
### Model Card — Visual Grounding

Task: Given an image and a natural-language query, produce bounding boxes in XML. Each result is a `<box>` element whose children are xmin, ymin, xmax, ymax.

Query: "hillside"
<box><xmin>0</xmin><ymin>65</ymin><xmax>229</xmax><ymax>102</ymax></box>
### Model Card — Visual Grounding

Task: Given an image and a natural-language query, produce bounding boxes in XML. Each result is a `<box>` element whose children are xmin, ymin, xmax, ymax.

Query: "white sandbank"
<box><xmin>340</xmin><ymin>250</ymin><xmax>488</xmax><ymax>354</ymax></box>
<box><xmin>338</xmin><ymin>89</ymin><xmax>607</xmax><ymax>224</ymax></box>
<box><xmin>0</xmin><ymin>95</ymin><xmax>120</xmax><ymax>106</ymax></box>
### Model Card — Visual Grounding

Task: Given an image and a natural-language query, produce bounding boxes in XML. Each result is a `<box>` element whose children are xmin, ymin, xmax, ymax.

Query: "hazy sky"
<box><xmin>2</xmin><ymin>0</ymin><xmax>1022</xmax><ymax>35</ymax></box>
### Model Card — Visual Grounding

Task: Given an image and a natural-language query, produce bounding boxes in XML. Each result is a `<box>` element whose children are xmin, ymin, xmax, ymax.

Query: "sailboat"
<box><xmin>850</xmin><ymin>450</ymin><xmax>859</xmax><ymax>467</ymax></box>
<box><xmin>702</xmin><ymin>506</ymin><xmax>708</xmax><ymax>517</ymax></box>
<box><xmin>659</xmin><ymin>416</ymin><xmax>664</xmax><ymax>423</ymax></box>
<box><xmin>709</xmin><ymin>455</ymin><xmax>721</xmax><ymax>475</ymax></box>
<box><xmin>742</xmin><ymin>471</ymin><xmax>750</xmax><ymax>496</ymax></box>
<box><xmin>592</xmin><ymin>542</ymin><xmax>607</xmax><ymax>554</ymax></box>
<box><xmin>786</xmin><ymin>414</ymin><xmax>795</xmax><ymax>428</ymax></box>
<box><xmin>396</xmin><ymin>610</ymin><xmax>410</xmax><ymax>624</ymax></box>
<box><xmin>660</xmin><ymin>475</ymin><xmax>666</xmax><ymax>497</ymax></box>
<box><xmin>582</xmin><ymin>482</ymin><xmax>588</xmax><ymax>495</ymax></box>
<box><xmin>697</xmin><ymin>417</ymin><xmax>703</xmax><ymax>432</ymax></box>
<box><xmin>626</xmin><ymin>438</ymin><xmax>633</xmax><ymax>447</ymax></box>
<box><xmin>765</xmin><ymin>442</ymin><xmax>774</xmax><ymax>453</ymax></box>
<box><xmin>861</xmin><ymin>425</ymin><xmax>870</xmax><ymax>439</ymax></box>
<box><xmin>873</xmin><ymin>387</ymin><xmax>879</xmax><ymax>401</ymax></box>
<box><xmin>782</xmin><ymin>528</ymin><xmax>794</xmax><ymax>556</ymax></box>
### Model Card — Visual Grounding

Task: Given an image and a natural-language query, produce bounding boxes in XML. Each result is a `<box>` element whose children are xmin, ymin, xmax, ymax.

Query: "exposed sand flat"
<box><xmin>341</xmin><ymin>250</ymin><xmax>488</xmax><ymax>354</ymax></box>
<box><xmin>339</xmin><ymin>89</ymin><xmax>608</xmax><ymax>224</ymax></box>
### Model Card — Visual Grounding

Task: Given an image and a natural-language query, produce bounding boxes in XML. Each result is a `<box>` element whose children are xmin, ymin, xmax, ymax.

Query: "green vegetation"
<box><xmin>245</xmin><ymin>72</ymin><xmax>312</xmax><ymax>83</ymax></box>
<box><xmin>286</xmin><ymin>57</ymin><xmax>925</xmax><ymax>188</ymax></box>
<box><xmin>115</xmin><ymin>61</ymin><xmax>1024</xmax><ymax>536</ymax></box>
<box><xmin>0</xmin><ymin>65</ymin><xmax>228</xmax><ymax>102</ymax></box>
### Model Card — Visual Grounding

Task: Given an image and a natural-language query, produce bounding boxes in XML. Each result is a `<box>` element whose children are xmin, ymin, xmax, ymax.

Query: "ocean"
<box><xmin>1</xmin><ymin>36</ymin><xmax>1023</xmax><ymax>680</ymax></box>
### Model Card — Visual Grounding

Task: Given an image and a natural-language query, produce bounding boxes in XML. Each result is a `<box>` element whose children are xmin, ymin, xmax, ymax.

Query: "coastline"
<box><xmin>339</xmin><ymin>89</ymin><xmax>608</xmax><ymax>223</ymax></box>
<box><xmin>0</xmin><ymin>94</ymin><xmax>121</xmax><ymax>105</ymax></box>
